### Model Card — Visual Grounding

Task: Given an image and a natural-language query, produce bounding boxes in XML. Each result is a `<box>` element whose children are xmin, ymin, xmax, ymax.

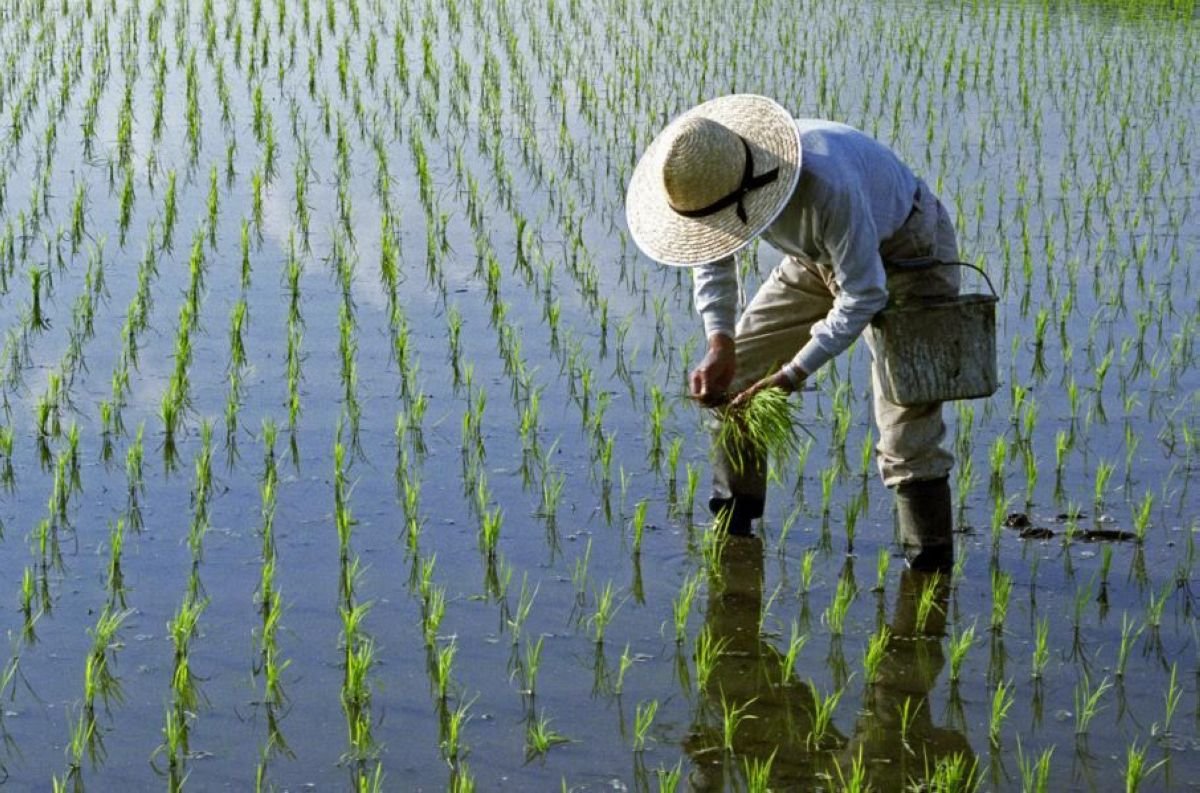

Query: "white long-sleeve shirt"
<box><xmin>693</xmin><ymin>119</ymin><xmax>920</xmax><ymax>378</ymax></box>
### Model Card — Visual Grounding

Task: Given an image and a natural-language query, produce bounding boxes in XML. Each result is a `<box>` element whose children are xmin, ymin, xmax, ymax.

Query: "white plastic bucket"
<box><xmin>871</xmin><ymin>262</ymin><xmax>999</xmax><ymax>407</ymax></box>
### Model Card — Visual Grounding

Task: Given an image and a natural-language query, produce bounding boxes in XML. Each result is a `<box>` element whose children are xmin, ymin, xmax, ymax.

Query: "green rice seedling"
<box><xmin>440</xmin><ymin>695</ymin><xmax>474</xmax><ymax>765</ymax></box>
<box><xmin>779</xmin><ymin>620</ymin><xmax>808</xmax><ymax>683</ymax></box>
<box><xmin>858</xmin><ymin>429</ymin><xmax>874</xmax><ymax>480</ymax></box>
<box><xmin>989</xmin><ymin>680</ymin><xmax>1014</xmax><ymax>747</ymax></box>
<box><xmin>106</xmin><ymin>518</ymin><xmax>127</xmax><ymax>608</ymax></box>
<box><xmin>1099</xmin><ymin>544</ymin><xmax>1114</xmax><ymax>598</ymax></box>
<box><xmin>478</xmin><ymin>506</ymin><xmax>502</xmax><ymax>560</ymax></box>
<box><xmin>0</xmin><ymin>426</ymin><xmax>13</xmax><ymax>491</ymax></box>
<box><xmin>913</xmin><ymin>572</ymin><xmax>944</xmax><ymax>634</ymax></box>
<box><xmin>988</xmin><ymin>436</ymin><xmax>1007</xmax><ymax>494</ymax></box>
<box><xmin>521</xmin><ymin>635</ymin><xmax>543</xmax><ymax>697</ymax></box>
<box><xmin>862</xmin><ymin>625</ymin><xmax>891</xmax><ymax>685</ymax></box>
<box><xmin>1158</xmin><ymin>662</ymin><xmax>1182</xmax><ymax>734</ymax></box>
<box><xmin>1053</xmin><ymin>429</ymin><xmax>1071</xmax><ymax>492</ymax></box>
<box><xmin>355</xmin><ymin>763</ymin><xmax>385</xmax><ymax>793</ymax></box>
<box><xmin>20</xmin><ymin>566</ymin><xmax>38</xmax><ymax>640</ymax></box>
<box><xmin>1116</xmin><ymin>613</ymin><xmax>1142</xmax><ymax>678</ymax></box>
<box><xmin>416</xmin><ymin>555</ymin><xmax>437</xmax><ymax>606</ymax></box>
<box><xmin>843</xmin><ymin>495</ymin><xmax>862</xmax><ymax>553</ymax></box>
<box><xmin>693</xmin><ymin>625</ymin><xmax>729</xmax><ymax>692</ymax></box>
<box><xmin>1074</xmin><ymin>673</ymin><xmax>1112</xmax><ymax>734</ymax></box>
<box><xmin>1093</xmin><ymin>459</ymin><xmax>1115</xmax><ymax>512</ymax></box>
<box><xmin>719</xmin><ymin>690</ymin><xmax>756</xmax><ymax>752</ymax></box>
<box><xmin>655</xmin><ymin>761</ymin><xmax>683</xmax><ymax>792</ymax></box>
<box><xmin>1132</xmin><ymin>491</ymin><xmax>1153</xmax><ymax>542</ymax></box>
<box><xmin>506</xmin><ymin>574</ymin><xmax>537</xmax><ymax>644</ymax></box>
<box><xmin>666</xmin><ymin>436</ymin><xmax>683</xmax><ymax>492</ymax></box>
<box><xmin>449</xmin><ymin>762</ymin><xmax>475</xmax><ymax>793</ymax></box>
<box><xmin>614</xmin><ymin>643</ymin><xmax>635</xmax><ymax>694</ymax></box>
<box><xmin>1122</xmin><ymin>740</ymin><xmax>1165</xmax><ymax>793</ymax></box>
<box><xmin>153</xmin><ymin>703</ymin><xmax>187</xmax><ymax>785</ymax></box>
<box><xmin>686</xmin><ymin>463</ymin><xmax>700</xmax><ymax>520</ymax></box>
<box><xmin>896</xmin><ymin>696</ymin><xmax>922</xmax><ymax>754</ymax></box>
<box><xmin>715</xmin><ymin>387</ymin><xmax>802</xmax><ymax>475</ymax></box>
<box><xmin>988</xmin><ymin>495</ymin><xmax>1013</xmax><ymax>555</ymax></box>
<box><xmin>806</xmin><ymin>683</ymin><xmax>843</xmax><ymax>750</ymax></box>
<box><xmin>630</xmin><ymin>499</ymin><xmax>648</xmax><ymax>555</ymax></box>
<box><xmin>948</xmin><ymin>622</ymin><xmax>975</xmax><ymax>683</ymax></box>
<box><xmin>205</xmin><ymin>166</ymin><xmax>220</xmax><ymax>247</ymax></box>
<box><xmin>168</xmin><ymin>594</ymin><xmax>209</xmax><ymax>713</ymax></box>
<box><xmin>700</xmin><ymin>522</ymin><xmax>728</xmax><ymax>580</ymax></box>
<box><xmin>433</xmin><ymin>640</ymin><xmax>456</xmax><ymax>701</ymax></box>
<box><xmin>1015</xmin><ymin>740</ymin><xmax>1053</xmax><ymax>793</ymax></box>
<box><xmin>65</xmin><ymin>705</ymin><xmax>96</xmax><ymax>775</ymax></box>
<box><xmin>118</xmin><ymin>167</ymin><xmax>135</xmax><ymax>244</ymax></box>
<box><xmin>819</xmin><ymin>465</ymin><xmax>837</xmax><ymax>517</ymax></box>
<box><xmin>1031</xmin><ymin>615</ymin><xmax>1050</xmax><ymax>679</ymax></box>
<box><xmin>752</xmin><ymin>579</ymin><xmax>781</xmax><ymax>639</ymax></box>
<box><xmin>162</xmin><ymin>171</ymin><xmax>178</xmax><ymax>248</ymax></box>
<box><xmin>525</xmin><ymin>711</ymin><xmax>568</xmax><ymax>758</ymax></box>
<box><xmin>1023</xmin><ymin>449</ymin><xmax>1038</xmax><ymax>508</ymax></box>
<box><xmin>923</xmin><ymin>752</ymin><xmax>980</xmax><ymax>793</ymax></box>
<box><xmin>799</xmin><ymin>548</ymin><xmax>817</xmax><ymax>595</ymax></box>
<box><xmin>990</xmin><ymin>570</ymin><xmax>1013</xmax><ymax>633</ymax></box>
<box><xmin>829</xmin><ymin>746</ymin><xmax>866</xmax><ymax>792</ymax></box>
<box><xmin>633</xmin><ymin>699</ymin><xmax>657</xmax><ymax>752</ymax></box>
<box><xmin>588</xmin><ymin>580</ymin><xmax>619</xmax><ymax>645</ymax></box>
<box><xmin>423</xmin><ymin>585</ymin><xmax>446</xmax><ymax>647</ymax></box>
<box><xmin>342</xmin><ymin>635</ymin><xmax>377</xmax><ymax>759</ymax></box>
<box><xmin>822</xmin><ymin>574</ymin><xmax>856</xmax><ymax>636</ymax></box>
<box><xmin>671</xmin><ymin>573</ymin><xmax>701</xmax><ymax>643</ymax></box>
<box><xmin>572</xmin><ymin>539</ymin><xmax>592</xmax><ymax>605</ymax></box>
<box><xmin>1145</xmin><ymin>583</ymin><xmax>1170</xmax><ymax>629</ymax></box>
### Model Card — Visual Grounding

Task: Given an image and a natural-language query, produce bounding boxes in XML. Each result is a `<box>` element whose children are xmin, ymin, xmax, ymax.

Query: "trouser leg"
<box><xmin>869</xmin><ymin>190</ymin><xmax>962</xmax><ymax>567</ymax></box>
<box><xmin>708</xmin><ymin>258</ymin><xmax>834</xmax><ymax>531</ymax></box>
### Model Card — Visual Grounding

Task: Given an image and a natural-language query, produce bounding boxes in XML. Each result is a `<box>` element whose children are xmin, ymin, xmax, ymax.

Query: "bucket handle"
<box><xmin>883</xmin><ymin>258</ymin><xmax>998</xmax><ymax>298</ymax></box>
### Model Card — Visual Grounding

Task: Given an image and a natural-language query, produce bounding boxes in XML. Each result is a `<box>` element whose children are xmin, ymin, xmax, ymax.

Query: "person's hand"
<box><xmin>689</xmin><ymin>334</ymin><xmax>736</xmax><ymax>407</ymax></box>
<box><xmin>731</xmin><ymin>369</ymin><xmax>799</xmax><ymax>407</ymax></box>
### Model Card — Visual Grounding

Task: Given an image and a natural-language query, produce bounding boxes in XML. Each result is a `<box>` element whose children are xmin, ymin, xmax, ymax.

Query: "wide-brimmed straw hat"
<box><xmin>626</xmin><ymin>94</ymin><xmax>802</xmax><ymax>267</ymax></box>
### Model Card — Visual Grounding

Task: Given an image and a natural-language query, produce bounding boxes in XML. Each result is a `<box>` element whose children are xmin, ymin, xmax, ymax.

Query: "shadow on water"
<box><xmin>684</xmin><ymin>536</ymin><xmax>974</xmax><ymax>790</ymax></box>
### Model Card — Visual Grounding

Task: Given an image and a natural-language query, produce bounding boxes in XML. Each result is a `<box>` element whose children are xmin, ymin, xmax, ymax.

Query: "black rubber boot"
<box><xmin>894</xmin><ymin>477</ymin><xmax>954</xmax><ymax>572</ymax></box>
<box><xmin>708</xmin><ymin>495</ymin><xmax>764</xmax><ymax>537</ymax></box>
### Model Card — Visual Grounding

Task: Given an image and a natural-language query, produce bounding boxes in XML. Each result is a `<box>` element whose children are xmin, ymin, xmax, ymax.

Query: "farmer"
<box><xmin>625</xmin><ymin>94</ymin><xmax>960</xmax><ymax>571</ymax></box>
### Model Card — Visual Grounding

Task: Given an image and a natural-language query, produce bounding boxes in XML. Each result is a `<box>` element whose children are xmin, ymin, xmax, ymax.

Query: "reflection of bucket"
<box><xmin>871</xmin><ymin>262</ymin><xmax>998</xmax><ymax>406</ymax></box>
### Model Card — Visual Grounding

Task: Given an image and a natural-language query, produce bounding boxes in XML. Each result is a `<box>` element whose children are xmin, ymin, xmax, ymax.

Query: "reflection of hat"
<box><xmin>625</xmin><ymin>95</ymin><xmax>802</xmax><ymax>266</ymax></box>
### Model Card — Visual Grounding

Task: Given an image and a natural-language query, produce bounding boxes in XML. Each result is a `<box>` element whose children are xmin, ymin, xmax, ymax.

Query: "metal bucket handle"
<box><xmin>884</xmin><ymin>257</ymin><xmax>998</xmax><ymax>298</ymax></box>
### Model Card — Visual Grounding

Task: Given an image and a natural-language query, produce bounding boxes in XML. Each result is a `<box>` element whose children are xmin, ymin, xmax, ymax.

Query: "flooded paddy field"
<box><xmin>0</xmin><ymin>0</ymin><xmax>1197</xmax><ymax>789</ymax></box>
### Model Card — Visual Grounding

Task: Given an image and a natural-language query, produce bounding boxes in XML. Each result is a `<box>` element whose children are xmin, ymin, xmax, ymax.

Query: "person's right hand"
<box><xmin>690</xmin><ymin>334</ymin><xmax>736</xmax><ymax>407</ymax></box>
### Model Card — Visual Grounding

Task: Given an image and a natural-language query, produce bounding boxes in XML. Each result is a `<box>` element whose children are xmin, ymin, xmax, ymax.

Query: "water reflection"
<box><xmin>842</xmin><ymin>568</ymin><xmax>975</xmax><ymax>790</ymax></box>
<box><xmin>684</xmin><ymin>537</ymin><xmax>974</xmax><ymax>790</ymax></box>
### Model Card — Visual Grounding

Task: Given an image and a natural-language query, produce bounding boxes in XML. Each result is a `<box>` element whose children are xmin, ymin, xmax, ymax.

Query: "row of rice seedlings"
<box><xmin>157</xmin><ymin>226</ymin><xmax>208</xmax><ymax>467</ymax></box>
<box><xmin>56</xmin><ymin>601</ymin><xmax>131</xmax><ymax>787</ymax></box>
<box><xmin>331</xmin><ymin>427</ymin><xmax>382</xmax><ymax>783</ymax></box>
<box><xmin>252</xmin><ymin>419</ymin><xmax>293</xmax><ymax>785</ymax></box>
<box><xmin>152</xmin><ymin>583</ymin><xmax>207</xmax><ymax>790</ymax></box>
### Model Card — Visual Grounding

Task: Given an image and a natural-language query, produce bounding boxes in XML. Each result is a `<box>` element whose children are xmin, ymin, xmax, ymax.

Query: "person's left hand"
<box><xmin>730</xmin><ymin>371</ymin><xmax>796</xmax><ymax>407</ymax></box>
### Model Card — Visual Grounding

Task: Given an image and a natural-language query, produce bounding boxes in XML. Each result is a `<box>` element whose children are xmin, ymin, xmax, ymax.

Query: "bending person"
<box><xmin>627</xmin><ymin>95</ymin><xmax>959</xmax><ymax>570</ymax></box>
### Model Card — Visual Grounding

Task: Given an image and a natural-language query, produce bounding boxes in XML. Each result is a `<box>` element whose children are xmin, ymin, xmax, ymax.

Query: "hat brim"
<box><xmin>625</xmin><ymin>95</ymin><xmax>802</xmax><ymax>267</ymax></box>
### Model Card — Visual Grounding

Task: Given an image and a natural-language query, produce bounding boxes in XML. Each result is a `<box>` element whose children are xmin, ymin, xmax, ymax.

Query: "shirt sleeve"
<box><xmin>789</xmin><ymin>184</ymin><xmax>889</xmax><ymax>376</ymax></box>
<box><xmin>691</xmin><ymin>256</ymin><xmax>738</xmax><ymax>339</ymax></box>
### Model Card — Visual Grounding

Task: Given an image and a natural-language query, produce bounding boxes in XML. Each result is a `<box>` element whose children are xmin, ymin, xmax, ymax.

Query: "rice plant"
<box><xmin>525</xmin><ymin>712</ymin><xmax>568</xmax><ymax>759</ymax></box>
<box><xmin>714</xmin><ymin>388</ymin><xmax>802</xmax><ymax>475</ymax></box>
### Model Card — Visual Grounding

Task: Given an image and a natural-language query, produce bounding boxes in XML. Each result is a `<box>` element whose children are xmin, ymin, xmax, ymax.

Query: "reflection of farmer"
<box><xmin>842</xmin><ymin>569</ymin><xmax>975</xmax><ymax>789</ymax></box>
<box><xmin>627</xmin><ymin>96</ymin><xmax>958</xmax><ymax>569</ymax></box>
<box><xmin>684</xmin><ymin>536</ymin><xmax>843</xmax><ymax>790</ymax></box>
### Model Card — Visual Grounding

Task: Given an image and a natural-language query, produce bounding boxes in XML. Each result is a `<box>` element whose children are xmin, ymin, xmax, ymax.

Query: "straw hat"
<box><xmin>626</xmin><ymin>94</ymin><xmax>802</xmax><ymax>267</ymax></box>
